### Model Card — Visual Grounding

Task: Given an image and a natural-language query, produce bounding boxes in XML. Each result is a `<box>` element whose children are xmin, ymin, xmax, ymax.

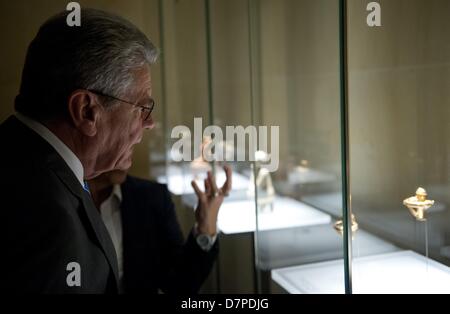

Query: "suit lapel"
<box><xmin>120</xmin><ymin>179</ymin><xmax>135</xmax><ymax>265</ymax></box>
<box><xmin>48</xmin><ymin>159</ymin><xmax>120</xmax><ymax>289</ymax></box>
<box><xmin>7</xmin><ymin>116</ymin><xmax>120</xmax><ymax>291</ymax></box>
<box><xmin>80</xmin><ymin>189</ymin><xmax>120</xmax><ymax>286</ymax></box>
<box><xmin>25</xmin><ymin>123</ymin><xmax>120</xmax><ymax>290</ymax></box>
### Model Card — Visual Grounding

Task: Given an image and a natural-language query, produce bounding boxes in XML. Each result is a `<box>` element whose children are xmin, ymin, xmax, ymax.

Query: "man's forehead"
<box><xmin>136</xmin><ymin>65</ymin><xmax>152</xmax><ymax>83</ymax></box>
<box><xmin>132</xmin><ymin>65</ymin><xmax>152</xmax><ymax>96</ymax></box>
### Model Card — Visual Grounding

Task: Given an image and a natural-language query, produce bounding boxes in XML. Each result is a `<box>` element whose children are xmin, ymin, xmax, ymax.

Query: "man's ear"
<box><xmin>67</xmin><ymin>90</ymin><xmax>101</xmax><ymax>137</ymax></box>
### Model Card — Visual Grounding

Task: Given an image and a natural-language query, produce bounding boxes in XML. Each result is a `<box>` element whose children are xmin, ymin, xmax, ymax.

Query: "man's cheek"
<box><xmin>116</xmin><ymin>151</ymin><xmax>133</xmax><ymax>170</ymax></box>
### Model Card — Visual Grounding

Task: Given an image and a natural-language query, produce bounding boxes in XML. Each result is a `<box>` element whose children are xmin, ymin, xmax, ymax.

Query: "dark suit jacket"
<box><xmin>120</xmin><ymin>176</ymin><xmax>218</xmax><ymax>294</ymax></box>
<box><xmin>0</xmin><ymin>116</ymin><xmax>118</xmax><ymax>293</ymax></box>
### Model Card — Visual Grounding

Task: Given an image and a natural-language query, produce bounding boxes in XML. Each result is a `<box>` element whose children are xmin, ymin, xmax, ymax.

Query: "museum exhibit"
<box><xmin>0</xmin><ymin>0</ymin><xmax>449</xmax><ymax>294</ymax></box>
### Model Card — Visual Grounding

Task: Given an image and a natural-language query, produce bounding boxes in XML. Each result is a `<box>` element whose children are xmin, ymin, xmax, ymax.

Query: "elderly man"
<box><xmin>0</xmin><ymin>9</ymin><xmax>231</xmax><ymax>293</ymax></box>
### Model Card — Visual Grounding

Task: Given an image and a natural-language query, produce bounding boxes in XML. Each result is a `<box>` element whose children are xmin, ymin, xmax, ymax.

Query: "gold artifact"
<box><xmin>334</xmin><ymin>214</ymin><xmax>359</xmax><ymax>236</ymax></box>
<box><xmin>403</xmin><ymin>187</ymin><xmax>434</xmax><ymax>221</ymax></box>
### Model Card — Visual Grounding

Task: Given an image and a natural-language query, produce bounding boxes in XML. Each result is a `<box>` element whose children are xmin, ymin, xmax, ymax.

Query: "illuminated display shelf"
<box><xmin>183</xmin><ymin>195</ymin><xmax>331</xmax><ymax>235</ymax></box>
<box><xmin>272</xmin><ymin>250</ymin><xmax>450</xmax><ymax>294</ymax></box>
<box><xmin>156</xmin><ymin>165</ymin><xmax>250</xmax><ymax>196</ymax></box>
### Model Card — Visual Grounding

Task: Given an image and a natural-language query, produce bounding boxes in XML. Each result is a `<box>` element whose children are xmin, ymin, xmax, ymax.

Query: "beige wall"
<box><xmin>162</xmin><ymin>0</ymin><xmax>209</xmax><ymax>133</ymax></box>
<box><xmin>348</xmin><ymin>0</ymin><xmax>450</xmax><ymax>209</ymax></box>
<box><xmin>162</xmin><ymin>0</ymin><xmax>253</xmax><ymax>162</ymax></box>
<box><xmin>210</xmin><ymin>0</ymin><xmax>252</xmax><ymax>128</ymax></box>
<box><xmin>258</xmin><ymin>0</ymin><xmax>342</xmax><ymax>178</ymax></box>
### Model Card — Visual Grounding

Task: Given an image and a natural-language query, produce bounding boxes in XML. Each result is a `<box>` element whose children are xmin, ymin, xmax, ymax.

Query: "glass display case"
<box><xmin>266</xmin><ymin>0</ymin><xmax>450</xmax><ymax>294</ymax></box>
<box><xmin>247</xmin><ymin>0</ymin><xmax>387</xmax><ymax>293</ymax></box>
<box><xmin>157</xmin><ymin>0</ymin><xmax>352</xmax><ymax>294</ymax></box>
<box><xmin>156</xmin><ymin>0</ymin><xmax>258</xmax><ymax>293</ymax></box>
<box><xmin>345</xmin><ymin>0</ymin><xmax>450</xmax><ymax>294</ymax></box>
<box><xmin>154</xmin><ymin>0</ymin><xmax>450</xmax><ymax>294</ymax></box>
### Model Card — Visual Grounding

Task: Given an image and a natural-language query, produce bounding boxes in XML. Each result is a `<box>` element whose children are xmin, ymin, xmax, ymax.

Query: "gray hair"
<box><xmin>15</xmin><ymin>8</ymin><xmax>159</xmax><ymax>121</ymax></box>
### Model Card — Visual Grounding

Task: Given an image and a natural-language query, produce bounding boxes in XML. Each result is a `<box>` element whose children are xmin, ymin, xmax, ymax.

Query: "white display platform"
<box><xmin>215</xmin><ymin>197</ymin><xmax>331</xmax><ymax>234</ymax></box>
<box><xmin>272</xmin><ymin>250</ymin><xmax>450</xmax><ymax>294</ymax></box>
<box><xmin>157</xmin><ymin>165</ymin><xmax>250</xmax><ymax>196</ymax></box>
<box><xmin>257</xmin><ymin>228</ymin><xmax>399</xmax><ymax>270</ymax></box>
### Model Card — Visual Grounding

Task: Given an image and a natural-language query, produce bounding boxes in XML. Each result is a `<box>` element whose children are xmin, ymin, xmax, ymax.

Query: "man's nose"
<box><xmin>143</xmin><ymin>116</ymin><xmax>155</xmax><ymax>130</ymax></box>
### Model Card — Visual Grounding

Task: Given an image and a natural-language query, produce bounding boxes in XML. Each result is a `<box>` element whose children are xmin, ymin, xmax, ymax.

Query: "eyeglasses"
<box><xmin>87</xmin><ymin>89</ymin><xmax>155</xmax><ymax>121</ymax></box>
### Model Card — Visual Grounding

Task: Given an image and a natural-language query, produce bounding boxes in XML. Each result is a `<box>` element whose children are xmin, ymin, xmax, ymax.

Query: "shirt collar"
<box><xmin>15</xmin><ymin>112</ymin><xmax>85</xmax><ymax>187</ymax></box>
<box><xmin>112</xmin><ymin>184</ymin><xmax>123</xmax><ymax>203</ymax></box>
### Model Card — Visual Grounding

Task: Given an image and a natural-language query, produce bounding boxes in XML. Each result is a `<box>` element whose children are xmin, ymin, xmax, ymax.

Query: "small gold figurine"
<box><xmin>334</xmin><ymin>214</ymin><xmax>359</xmax><ymax>237</ymax></box>
<box><xmin>403</xmin><ymin>187</ymin><xmax>434</xmax><ymax>221</ymax></box>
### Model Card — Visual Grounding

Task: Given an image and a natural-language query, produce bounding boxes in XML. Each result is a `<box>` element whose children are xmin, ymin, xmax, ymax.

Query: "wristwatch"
<box><xmin>195</xmin><ymin>232</ymin><xmax>218</xmax><ymax>252</ymax></box>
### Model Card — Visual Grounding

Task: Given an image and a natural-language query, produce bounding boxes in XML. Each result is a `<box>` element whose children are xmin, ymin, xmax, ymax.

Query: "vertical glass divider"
<box><xmin>248</xmin><ymin>0</ymin><xmax>262</xmax><ymax>294</ymax></box>
<box><xmin>204</xmin><ymin>0</ymin><xmax>216</xmax><ymax>175</ymax></box>
<box><xmin>204</xmin><ymin>0</ymin><xmax>221</xmax><ymax>293</ymax></box>
<box><xmin>339</xmin><ymin>0</ymin><xmax>353</xmax><ymax>294</ymax></box>
<box><xmin>158</xmin><ymin>0</ymin><xmax>170</xmax><ymax>176</ymax></box>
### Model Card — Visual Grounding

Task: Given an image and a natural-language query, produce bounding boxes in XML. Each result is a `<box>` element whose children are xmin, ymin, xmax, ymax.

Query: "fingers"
<box><xmin>196</xmin><ymin>166</ymin><xmax>232</xmax><ymax>199</ymax></box>
<box><xmin>204</xmin><ymin>178</ymin><xmax>211</xmax><ymax>196</ymax></box>
<box><xmin>220</xmin><ymin>164</ymin><xmax>232</xmax><ymax>196</ymax></box>
<box><xmin>208</xmin><ymin>171</ymin><xmax>219</xmax><ymax>196</ymax></box>
<box><xmin>191</xmin><ymin>180</ymin><xmax>204</xmax><ymax>200</ymax></box>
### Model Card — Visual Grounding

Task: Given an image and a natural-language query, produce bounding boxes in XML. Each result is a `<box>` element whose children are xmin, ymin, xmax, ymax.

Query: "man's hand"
<box><xmin>191</xmin><ymin>164</ymin><xmax>232</xmax><ymax>236</ymax></box>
